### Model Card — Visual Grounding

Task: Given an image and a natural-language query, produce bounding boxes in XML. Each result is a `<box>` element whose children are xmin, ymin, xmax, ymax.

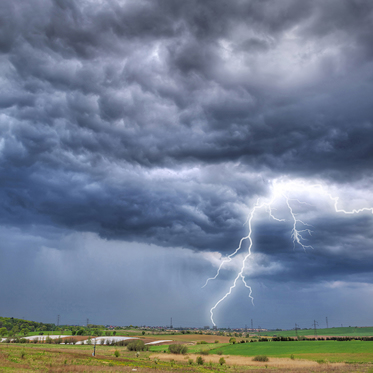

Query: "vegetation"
<box><xmin>196</xmin><ymin>356</ymin><xmax>204</xmax><ymax>365</ymax></box>
<box><xmin>262</xmin><ymin>326</ymin><xmax>373</xmax><ymax>338</ymax></box>
<box><xmin>127</xmin><ymin>340</ymin><xmax>148</xmax><ymax>351</ymax></box>
<box><xmin>209</xmin><ymin>340</ymin><xmax>373</xmax><ymax>363</ymax></box>
<box><xmin>253</xmin><ymin>355</ymin><xmax>269</xmax><ymax>362</ymax></box>
<box><xmin>168</xmin><ymin>344</ymin><xmax>188</xmax><ymax>354</ymax></box>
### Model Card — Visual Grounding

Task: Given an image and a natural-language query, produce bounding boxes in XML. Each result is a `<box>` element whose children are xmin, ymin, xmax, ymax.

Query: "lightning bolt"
<box><xmin>205</xmin><ymin>180</ymin><xmax>373</xmax><ymax>327</ymax></box>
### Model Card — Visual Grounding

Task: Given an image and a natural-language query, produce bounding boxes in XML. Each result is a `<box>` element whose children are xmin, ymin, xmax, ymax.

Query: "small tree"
<box><xmin>229</xmin><ymin>337</ymin><xmax>236</xmax><ymax>344</ymax></box>
<box><xmin>219</xmin><ymin>357</ymin><xmax>225</xmax><ymax>366</ymax></box>
<box><xmin>0</xmin><ymin>327</ymin><xmax>7</xmax><ymax>338</ymax></box>
<box><xmin>169</xmin><ymin>344</ymin><xmax>188</xmax><ymax>354</ymax></box>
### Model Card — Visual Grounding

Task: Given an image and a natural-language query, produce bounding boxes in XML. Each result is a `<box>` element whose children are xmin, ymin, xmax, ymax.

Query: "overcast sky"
<box><xmin>1</xmin><ymin>0</ymin><xmax>373</xmax><ymax>329</ymax></box>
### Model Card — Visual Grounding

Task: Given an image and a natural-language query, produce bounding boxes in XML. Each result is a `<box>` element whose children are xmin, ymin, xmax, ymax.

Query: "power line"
<box><xmin>313</xmin><ymin>320</ymin><xmax>318</xmax><ymax>337</ymax></box>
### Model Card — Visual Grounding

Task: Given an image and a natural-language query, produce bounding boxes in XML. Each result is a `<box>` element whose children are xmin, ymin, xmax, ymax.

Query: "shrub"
<box><xmin>196</xmin><ymin>341</ymin><xmax>208</xmax><ymax>344</ymax></box>
<box><xmin>229</xmin><ymin>337</ymin><xmax>236</xmax><ymax>344</ymax></box>
<box><xmin>219</xmin><ymin>357</ymin><xmax>225</xmax><ymax>366</ymax></box>
<box><xmin>20</xmin><ymin>351</ymin><xmax>26</xmax><ymax>359</ymax></box>
<box><xmin>217</xmin><ymin>350</ymin><xmax>223</xmax><ymax>355</ymax></box>
<box><xmin>290</xmin><ymin>354</ymin><xmax>295</xmax><ymax>360</ymax></box>
<box><xmin>215</xmin><ymin>340</ymin><xmax>219</xmax><ymax>343</ymax></box>
<box><xmin>114</xmin><ymin>350</ymin><xmax>120</xmax><ymax>357</ymax></box>
<box><xmin>200</xmin><ymin>349</ymin><xmax>209</xmax><ymax>355</ymax></box>
<box><xmin>188</xmin><ymin>359</ymin><xmax>193</xmax><ymax>365</ymax></box>
<box><xmin>253</xmin><ymin>355</ymin><xmax>269</xmax><ymax>362</ymax></box>
<box><xmin>127</xmin><ymin>340</ymin><xmax>147</xmax><ymax>351</ymax></box>
<box><xmin>196</xmin><ymin>356</ymin><xmax>204</xmax><ymax>365</ymax></box>
<box><xmin>168</xmin><ymin>344</ymin><xmax>188</xmax><ymax>354</ymax></box>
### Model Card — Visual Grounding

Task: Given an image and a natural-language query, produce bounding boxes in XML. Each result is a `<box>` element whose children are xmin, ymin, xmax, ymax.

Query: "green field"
<box><xmin>208</xmin><ymin>340</ymin><xmax>373</xmax><ymax>363</ymax></box>
<box><xmin>261</xmin><ymin>326</ymin><xmax>373</xmax><ymax>337</ymax></box>
<box><xmin>149</xmin><ymin>342</ymin><xmax>229</xmax><ymax>354</ymax></box>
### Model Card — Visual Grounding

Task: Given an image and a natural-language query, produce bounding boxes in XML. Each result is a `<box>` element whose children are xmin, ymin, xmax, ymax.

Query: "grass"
<box><xmin>261</xmin><ymin>326</ymin><xmax>373</xmax><ymax>338</ymax></box>
<box><xmin>209</xmin><ymin>340</ymin><xmax>373</xmax><ymax>363</ymax></box>
<box><xmin>149</xmin><ymin>342</ymin><xmax>229</xmax><ymax>354</ymax></box>
<box><xmin>1</xmin><ymin>341</ymin><xmax>373</xmax><ymax>373</ymax></box>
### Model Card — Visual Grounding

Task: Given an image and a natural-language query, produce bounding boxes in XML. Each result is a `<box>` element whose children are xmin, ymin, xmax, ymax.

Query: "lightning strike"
<box><xmin>205</xmin><ymin>180</ymin><xmax>373</xmax><ymax>327</ymax></box>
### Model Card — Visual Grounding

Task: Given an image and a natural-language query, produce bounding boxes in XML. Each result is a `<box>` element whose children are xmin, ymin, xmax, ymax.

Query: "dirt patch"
<box><xmin>150</xmin><ymin>353</ymin><xmax>347</xmax><ymax>369</ymax></box>
<box><xmin>159</xmin><ymin>334</ymin><xmax>232</xmax><ymax>343</ymax></box>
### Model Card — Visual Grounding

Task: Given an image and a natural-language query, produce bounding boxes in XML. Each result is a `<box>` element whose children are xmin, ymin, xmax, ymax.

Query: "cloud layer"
<box><xmin>1</xmin><ymin>0</ymin><xmax>373</xmax><ymax>327</ymax></box>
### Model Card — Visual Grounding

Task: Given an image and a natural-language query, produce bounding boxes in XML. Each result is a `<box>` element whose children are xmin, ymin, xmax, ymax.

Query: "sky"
<box><xmin>1</xmin><ymin>0</ymin><xmax>373</xmax><ymax>329</ymax></box>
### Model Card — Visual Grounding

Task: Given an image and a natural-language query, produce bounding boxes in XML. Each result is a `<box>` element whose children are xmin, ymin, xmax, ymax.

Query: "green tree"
<box><xmin>21</xmin><ymin>328</ymin><xmax>29</xmax><ymax>337</ymax></box>
<box><xmin>229</xmin><ymin>337</ymin><xmax>236</xmax><ymax>344</ymax></box>
<box><xmin>0</xmin><ymin>327</ymin><xmax>7</xmax><ymax>338</ymax></box>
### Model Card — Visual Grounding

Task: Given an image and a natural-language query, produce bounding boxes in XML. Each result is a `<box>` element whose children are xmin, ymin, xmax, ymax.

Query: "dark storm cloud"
<box><xmin>1</xmin><ymin>0</ymin><xmax>373</xmax><ymax>288</ymax></box>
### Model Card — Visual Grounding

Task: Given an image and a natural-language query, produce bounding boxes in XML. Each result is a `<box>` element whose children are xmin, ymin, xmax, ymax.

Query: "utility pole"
<box><xmin>87</xmin><ymin>318</ymin><xmax>89</xmax><ymax>328</ymax></box>
<box><xmin>245</xmin><ymin>324</ymin><xmax>247</xmax><ymax>332</ymax></box>
<box><xmin>251</xmin><ymin>319</ymin><xmax>253</xmax><ymax>331</ymax></box>
<box><xmin>326</xmin><ymin>317</ymin><xmax>328</xmax><ymax>329</ymax></box>
<box><xmin>258</xmin><ymin>325</ymin><xmax>261</xmax><ymax>337</ymax></box>
<box><xmin>57</xmin><ymin>315</ymin><xmax>60</xmax><ymax>327</ymax></box>
<box><xmin>295</xmin><ymin>323</ymin><xmax>299</xmax><ymax>338</ymax></box>
<box><xmin>313</xmin><ymin>320</ymin><xmax>318</xmax><ymax>337</ymax></box>
<box><xmin>170</xmin><ymin>318</ymin><xmax>173</xmax><ymax>329</ymax></box>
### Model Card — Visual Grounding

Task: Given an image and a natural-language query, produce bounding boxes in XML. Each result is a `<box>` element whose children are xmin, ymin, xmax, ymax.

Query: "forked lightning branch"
<box><xmin>203</xmin><ymin>180</ymin><xmax>373</xmax><ymax>327</ymax></box>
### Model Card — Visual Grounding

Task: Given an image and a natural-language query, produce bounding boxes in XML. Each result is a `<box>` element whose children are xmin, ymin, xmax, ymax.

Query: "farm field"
<box><xmin>261</xmin><ymin>326</ymin><xmax>373</xmax><ymax>338</ymax></box>
<box><xmin>149</xmin><ymin>342</ymin><xmax>229</xmax><ymax>354</ymax></box>
<box><xmin>208</xmin><ymin>340</ymin><xmax>373</xmax><ymax>363</ymax></box>
<box><xmin>1</xmin><ymin>342</ymin><xmax>373</xmax><ymax>373</ymax></box>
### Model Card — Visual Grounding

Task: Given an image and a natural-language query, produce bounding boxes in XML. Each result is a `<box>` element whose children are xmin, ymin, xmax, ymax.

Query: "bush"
<box><xmin>168</xmin><ymin>344</ymin><xmax>188</xmax><ymax>354</ymax></box>
<box><xmin>219</xmin><ymin>357</ymin><xmax>225</xmax><ymax>365</ymax></box>
<box><xmin>196</xmin><ymin>341</ymin><xmax>208</xmax><ymax>344</ymax></box>
<box><xmin>215</xmin><ymin>340</ymin><xmax>219</xmax><ymax>343</ymax></box>
<box><xmin>217</xmin><ymin>350</ymin><xmax>223</xmax><ymax>355</ymax></box>
<box><xmin>127</xmin><ymin>340</ymin><xmax>147</xmax><ymax>351</ymax></box>
<box><xmin>196</xmin><ymin>356</ymin><xmax>204</xmax><ymax>365</ymax></box>
<box><xmin>188</xmin><ymin>359</ymin><xmax>193</xmax><ymax>365</ymax></box>
<box><xmin>253</xmin><ymin>355</ymin><xmax>269</xmax><ymax>362</ymax></box>
<box><xmin>200</xmin><ymin>349</ymin><xmax>209</xmax><ymax>355</ymax></box>
<box><xmin>114</xmin><ymin>350</ymin><xmax>120</xmax><ymax>357</ymax></box>
<box><xmin>229</xmin><ymin>337</ymin><xmax>236</xmax><ymax>344</ymax></box>
<box><xmin>290</xmin><ymin>354</ymin><xmax>295</xmax><ymax>360</ymax></box>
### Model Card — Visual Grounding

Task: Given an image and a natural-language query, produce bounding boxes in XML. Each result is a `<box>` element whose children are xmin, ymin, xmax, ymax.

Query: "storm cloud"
<box><xmin>1</xmin><ymin>0</ymin><xmax>373</xmax><ymax>327</ymax></box>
